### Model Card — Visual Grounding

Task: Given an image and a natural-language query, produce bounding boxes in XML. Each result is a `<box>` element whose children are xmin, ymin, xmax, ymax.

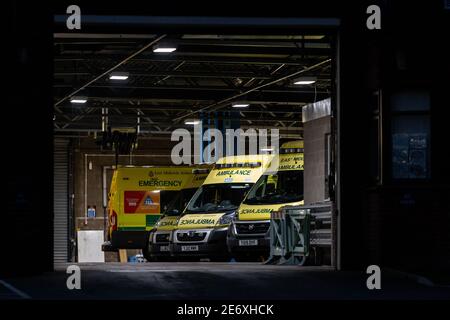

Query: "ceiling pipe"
<box><xmin>54</xmin><ymin>34</ymin><xmax>167</xmax><ymax>107</ymax></box>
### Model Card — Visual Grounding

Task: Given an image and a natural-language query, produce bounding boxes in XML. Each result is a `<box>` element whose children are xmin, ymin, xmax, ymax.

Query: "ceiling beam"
<box><xmin>54</xmin><ymin>55</ymin><xmax>322</xmax><ymax>66</ymax></box>
<box><xmin>173</xmin><ymin>58</ymin><xmax>331</xmax><ymax>121</ymax></box>
<box><xmin>54</xmin><ymin>89</ymin><xmax>328</xmax><ymax>106</ymax></box>
<box><xmin>54</xmin><ymin>34</ymin><xmax>167</xmax><ymax>107</ymax></box>
<box><xmin>54</xmin><ymin>71</ymin><xmax>273</xmax><ymax>80</ymax></box>
<box><xmin>54</xmin><ymin>84</ymin><xmax>329</xmax><ymax>94</ymax></box>
<box><xmin>56</xmin><ymin>103</ymin><xmax>305</xmax><ymax>113</ymax></box>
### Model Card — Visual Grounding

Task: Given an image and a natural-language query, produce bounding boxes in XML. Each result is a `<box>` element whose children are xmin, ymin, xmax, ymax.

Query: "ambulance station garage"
<box><xmin>3</xmin><ymin>2</ymin><xmax>450</xmax><ymax>301</ymax></box>
<box><xmin>53</xmin><ymin>21</ymin><xmax>336</xmax><ymax>266</ymax></box>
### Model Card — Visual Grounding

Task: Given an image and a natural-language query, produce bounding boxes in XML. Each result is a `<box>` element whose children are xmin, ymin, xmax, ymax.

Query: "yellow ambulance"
<box><xmin>170</xmin><ymin>154</ymin><xmax>274</xmax><ymax>261</ymax></box>
<box><xmin>101</xmin><ymin>165</ymin><xmax>210</xmax><ymax>254</ymax></box>
<box><xmin>227</xmin><ymin>141</ymin><xmax>304</xmax><ymax>261</ymax></box>
<box><xmin>144</xmin><ymin>167</ymin><xmax>210</xmax><ymax>261</ymax></box>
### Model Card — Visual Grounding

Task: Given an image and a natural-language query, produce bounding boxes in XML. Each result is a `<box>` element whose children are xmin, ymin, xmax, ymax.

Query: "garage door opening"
<box><xmin>53</xmin><ymin>18</ymin><xmax>339</xmax><ymax>268</ymax></box>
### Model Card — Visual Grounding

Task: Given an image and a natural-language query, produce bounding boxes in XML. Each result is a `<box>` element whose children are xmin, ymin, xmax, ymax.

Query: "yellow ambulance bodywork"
<box><xmin>176</xmin><ymin>155</ymin><xmax>274</xmax><ymax>229</ymax></box>
<box><xmin>227</xmin><ymin>141</ymin><xmax>304</xmax><ymax>259</ymax></box>
<box><xmin>105</xmin><ymin>165</ymin><xmax>209</xmax><ymax>250</ymax></box>
<box><xmin>170</xmin><ymin>154</ymin><xmax>274</xmax><ymax>259</ymax></box>
<box><xmin>237</xmin><ymin>142</ymin><xmax>304</xmax><ymax>221</ymax></box>
<box><xmin>152</xmin><ymin>169</ymin><xmax>208</xmax><ymax>232</ymax></box>
<box><xmin>153</xmin><ymin>216</ymin><xmax>178</xmax><ymax>232</ymax></box>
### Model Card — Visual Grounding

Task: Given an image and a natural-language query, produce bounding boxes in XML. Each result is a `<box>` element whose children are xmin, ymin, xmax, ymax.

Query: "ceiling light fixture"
<box><xmin>184</xmin><ymin>119</ymin><xmax>200</xmax><ymax>125</ymax></box>
<box><xmin>109</xmin><ymin>72</ymin><xmax>129</xmax><ymax>80</ymax></box>
<box><xmin>232</xmin><ymin>102</ymin><xmax>250</xmax><ymax>108</ymax></box>
<box><xmin>70</xmin><ymin>96</ymin><xmax>88</xmax><ymax>104</ymax></box>
<box><xmin>293</xmin><ymin>76</ymin><xmax>317</xmax><ymax>85</ymax></box>
<box><xmin>153</xmin><ymin>44</ymin><xmax>177</xmax><ymax>53</ymax></box>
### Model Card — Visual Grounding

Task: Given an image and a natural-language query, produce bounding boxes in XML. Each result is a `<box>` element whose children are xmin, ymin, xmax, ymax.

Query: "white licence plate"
<box><xmin>181</xmin><ymin>245</ymin><xmax>199</xmax><ymax>252</ymax></box>
<box><xmin>239</xmin><ymin>239</ymin><xmax>258</xmax><ymax>246</ymax></box>
<box><xmin>159</xmin><ymin>245</ymin><xmax>170</xmax><ymax>252</ymax></box>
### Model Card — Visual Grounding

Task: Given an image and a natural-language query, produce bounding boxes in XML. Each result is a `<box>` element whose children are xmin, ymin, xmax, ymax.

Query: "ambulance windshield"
<box><xmin>185</xmin><ymin>183</ymin><xmax>252</xmax><ymax>213</ymax></box>
<box><xmin>244</xmin><ymin>170</ymin><xmax>304</xmax><ymax>205</ymax></box>
<box><xmin>164</xmin><ymin>188</ymin><xmax>198</xmax><ymax>216</ymax></box>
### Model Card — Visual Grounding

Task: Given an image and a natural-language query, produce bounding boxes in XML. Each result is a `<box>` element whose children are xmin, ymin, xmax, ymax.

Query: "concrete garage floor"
<box><xmin>1</xmin><ymin>263</ymin><xmax>450</xmax><ymax>300</ymax></box>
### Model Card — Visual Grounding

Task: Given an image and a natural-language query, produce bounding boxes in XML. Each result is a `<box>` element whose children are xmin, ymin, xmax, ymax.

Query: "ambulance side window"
<box><xmin>265</xmin><ymin>174</ymin><xmax>278</xmax><ymax>194</ymax></box>
<box><xmin>255</xmin><ymin>184</ymin><xmax>264</xmax><ymax>197</ymax></box>
<box><xmin>160</xmin><ymin>191</ymin><xmax>180</xmax><ymax>213</ymax></box>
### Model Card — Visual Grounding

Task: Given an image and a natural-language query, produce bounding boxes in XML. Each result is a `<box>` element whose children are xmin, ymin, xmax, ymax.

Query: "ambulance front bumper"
<box><xmin>227</xmin><ymin>220</ymin><xmax>271</xmax><ymax>254</ymax></box>
<box><xmin>148</xmin><ymin>230</ymin><xmax>172</xmax><ymax>257</ymax></box>
<box><xmin>170</xmin><ymin>227</ymin><xmax>229</xmax><ymax>257</ymax></box>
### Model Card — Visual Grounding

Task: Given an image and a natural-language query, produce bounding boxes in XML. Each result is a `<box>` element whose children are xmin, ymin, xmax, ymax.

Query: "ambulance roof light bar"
<box><xmin>280</xmin><ymin>148</ymin><xmax>304</xmax><ymax>154</ymax></box>
<box><xmin>215</xmin><ymin>162</ymin><xmax>261</xmax><ymax>169</ymax></box>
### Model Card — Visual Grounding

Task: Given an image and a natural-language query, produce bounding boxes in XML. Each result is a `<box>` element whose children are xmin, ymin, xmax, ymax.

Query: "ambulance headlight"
<box><xmin>217</xmin><ymin>212</ymin><xmax>236</xmax><ymax>226</ymax></box>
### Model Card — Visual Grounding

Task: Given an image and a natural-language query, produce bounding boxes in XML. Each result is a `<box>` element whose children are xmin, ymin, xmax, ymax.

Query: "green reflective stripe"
<box><xmin>146</xmin><ymin>215</ymin><xmax>161</xmax><ymax>227</ymax></box>
<box><xmin>118</xmin><ymin>227</ymin><xmax>146</xmax><ymax>231</ymax></box>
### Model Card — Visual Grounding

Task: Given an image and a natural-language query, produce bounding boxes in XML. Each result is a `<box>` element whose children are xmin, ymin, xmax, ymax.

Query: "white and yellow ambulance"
<box><xmin>227</xmin><ymin>141</ymin><xmax>304</xmax><ymax>261</ymax></box>
<box><xmin>144</xmin><ymin>167</ymin><xmax>210</xmax><ymax>261</ymax></box>
<box><xmin>170</xmin><ymin>154</ymin><xmax>274</xmax><ymax>261</ymax></box>
<box><xmin>102</xmin><ymin>165</ymin><xmax>210</xmax><ymax>253</ymax></box>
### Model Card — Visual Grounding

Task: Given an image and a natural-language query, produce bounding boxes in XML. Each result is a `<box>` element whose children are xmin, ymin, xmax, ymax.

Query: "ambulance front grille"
<box><xmin>177</xmin><ymin>232</ymin><xmax>207</xmax><ymax>242</ymax></box>
<box><xmin>235</xmin><ymin>222</ymin><xmax>270</xmax><ymax>235</ymax></box>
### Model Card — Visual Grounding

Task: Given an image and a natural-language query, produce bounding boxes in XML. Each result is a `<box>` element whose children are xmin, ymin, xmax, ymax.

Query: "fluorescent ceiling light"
<box><xmin>184</xmin><ymin>120</ymin><xmax>200</xmax><ymax>125</ymax></box>
<box><xmin>294</xmin><ymin>80</ymin><xmax>316</xmax><ymax>85</ymax></box>
<box><xmin>70</xmin><ymin>96</ymin><xmax>87</xmax><ymax>104</ymax></box>
<box><xmin>260</xmin><ymin>147</ymin><xmax>274</xmax><ymax>152</ymax></box>
<box><xmin>109</xmin><ymin>72</ymin><xmax>129</xmax><ymax>80</ymax></box>
<box><xmin>109</xmin><ymin>75</ymin><xmax>128</xmax><ymax>80</ymax></box>
<box><xmin>293</xmin><ymin>77</ymin><xmax>317</xmax><ymax>85</ymax></box>
<box><xmin>153</xmin><ymin>47</ymin><xmax>177</xmax><ymax>53</ymax></box>
<box><xmin>232</xmin><ymin>102</ymin><xmax>250</xmax><ymax>108</ymax></box>
<box><xmin>153</xmin><ymin>44</ymin><xmax>177</xmax><ymax>53</ymax></box>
